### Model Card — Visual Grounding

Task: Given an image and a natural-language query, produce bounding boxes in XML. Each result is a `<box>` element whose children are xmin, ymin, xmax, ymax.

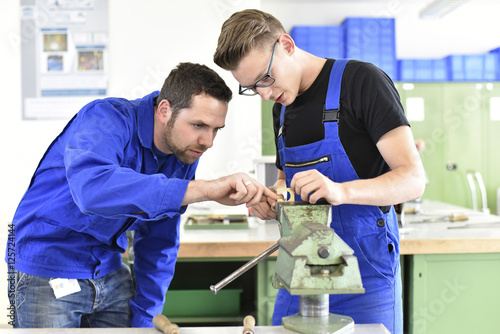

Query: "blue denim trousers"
<box><xmin>14</xmin><ymin>265</ymin><xmax>135</xmax><ymax>328</ymax></box>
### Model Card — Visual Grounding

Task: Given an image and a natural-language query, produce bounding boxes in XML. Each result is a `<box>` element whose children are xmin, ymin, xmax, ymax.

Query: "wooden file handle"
<box><xmin>153</xmin><ymin>314</ymin><xmax>179</xmax><ymax>334</ymax></box>
<box><xmin>243</xmin><ymin>315</ymin><xmax>256</xmax><ymax>334</ymax></box>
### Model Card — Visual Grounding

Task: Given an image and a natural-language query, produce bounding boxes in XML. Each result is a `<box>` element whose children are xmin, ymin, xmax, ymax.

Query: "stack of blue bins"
<box><xmin>290</xmin><ymin>18</ymin><xmax>500</xmax><ymax>82</ymax></box>
<box><xmin>446</xmin><ymin>54</ymin><xmax>497</xmax><ymax>81</ymax></box>
<box><xmin>490</xmin><ymin>47</ymin><xmax>500</xmax><ymax>80</ymax></box>
<box><xmin>290</xmin><ymin>17</ymin><xmax>397</xmax><ymax>80</ymax></box>
<box><xmin>342</xmin><ymin>17</ymin><xmax>397</xmax><ymax>80</ymax></box>
<box><xmin>398</xmin><ymin>59</ymin><xmax>448</xmax><ymax>82</ymax></box>
<box><xmin>398</xmin><ymin>54</ymin><xmax>498</xmax><ymax>82</ymax></box>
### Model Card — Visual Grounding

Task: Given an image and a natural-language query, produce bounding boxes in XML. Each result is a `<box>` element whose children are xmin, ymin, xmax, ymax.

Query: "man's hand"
<box><xmin>211</xmin><ymin>172</ymin><xmax>279</xmax><ymax>207</ymax></box>
<box><xmin>183</xmin><ymin>173</ymin><xmax>280</xmax><ymax>219</ymax></box>
<box><xmin>290</xmin><ymin>170</ymin><xmax>345</xmax><ymax>205</ymax></box>
<box><xmin>248</xmin><ymin>185</ymin><xmax>284</xmax><ymax>220</ymax></box>
<box><xmin>290</xmin><ymin>126</ymin><xmax>426</xmax><ymax>207</ymax></box>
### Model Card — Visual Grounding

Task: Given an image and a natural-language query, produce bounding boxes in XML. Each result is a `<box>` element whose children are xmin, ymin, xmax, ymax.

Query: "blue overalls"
<box><xmin>272</xmin><ymin>59</ymin><xmax>403</xmax><ymax>334</ymax></box>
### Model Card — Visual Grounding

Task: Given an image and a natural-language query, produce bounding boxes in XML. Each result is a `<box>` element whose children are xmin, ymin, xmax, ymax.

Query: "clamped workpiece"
<box><xmin>272</xmin><ymin>200</ymin><xmax>364</xmax><ymax>334</ymax></box>
<box><xmin>210</xmin><ymin>190</ymin><xmax>365</xmax><ymax>334</ymax></box>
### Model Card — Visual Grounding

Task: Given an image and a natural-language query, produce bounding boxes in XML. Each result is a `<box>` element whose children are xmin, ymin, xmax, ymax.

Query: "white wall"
<box><xmin>2</xmin><ymin>0</ymin><xmax>500</xmax><ymax>327</ymax></box>
<box><xmin>0</xmin><ymin>2</ymin><xmax>264</xmax><ymax>225</ymax></box>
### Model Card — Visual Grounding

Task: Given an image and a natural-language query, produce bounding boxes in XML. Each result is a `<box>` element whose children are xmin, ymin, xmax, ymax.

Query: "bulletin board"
<box><xmin>20</xmin><ymin>0</ymin><xmax>108</xmax><ymax>119</ymax></box>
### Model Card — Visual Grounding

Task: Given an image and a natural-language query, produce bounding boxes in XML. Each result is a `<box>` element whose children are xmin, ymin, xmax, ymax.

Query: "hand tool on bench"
<box><xmin>153</xmin><ymin>314</ymin><xmax>179</xmax><ymax>334</ymax></box>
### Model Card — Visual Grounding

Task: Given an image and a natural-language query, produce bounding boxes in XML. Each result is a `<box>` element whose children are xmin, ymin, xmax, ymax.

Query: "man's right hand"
<box><xmin>182</xmin><ymin>173</ymin><xmax>280</xmax><ymax>219</ymax></box>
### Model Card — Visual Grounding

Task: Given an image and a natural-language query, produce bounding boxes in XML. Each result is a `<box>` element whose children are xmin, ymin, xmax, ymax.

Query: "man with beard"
<box><xmin>9</xmin><ymin>62</ymin><xmax>278</xmax><ymax>328</ymax></box>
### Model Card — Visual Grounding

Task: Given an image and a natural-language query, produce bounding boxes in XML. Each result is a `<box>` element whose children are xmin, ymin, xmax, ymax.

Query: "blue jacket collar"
<box><xmin>137</xmin><ymin>91</ymin><xmax>160</xmax><ymax>150</ymax></box>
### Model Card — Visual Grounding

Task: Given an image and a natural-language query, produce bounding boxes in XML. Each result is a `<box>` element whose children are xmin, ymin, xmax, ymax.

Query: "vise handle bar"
<box><xmin>210</xmin><ymin>242</ymin><xmax>279</xmax><ymax>294</ymax></box>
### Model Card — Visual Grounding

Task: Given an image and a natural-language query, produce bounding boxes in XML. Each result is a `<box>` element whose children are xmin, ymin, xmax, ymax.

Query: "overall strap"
<box><xmin>279</xmin><ymin>104</ymin><xmax>286</xmax><ymax>137</ymax></box>
<box><xmin>323</xmin><ymin>58</ymin><xmax>349</xmax><ymax>122</ymax></box>
<box><xmin>279</xmin><ymin>58</ymin><xmax>349</xmax><ymax>136</ymax></box>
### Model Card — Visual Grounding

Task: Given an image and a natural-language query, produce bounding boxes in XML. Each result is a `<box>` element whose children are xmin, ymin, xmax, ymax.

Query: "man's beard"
<box><xmin>163</xmin><ymin>123</ymin><xmax>206</xmax><ymax>165</ymax></box>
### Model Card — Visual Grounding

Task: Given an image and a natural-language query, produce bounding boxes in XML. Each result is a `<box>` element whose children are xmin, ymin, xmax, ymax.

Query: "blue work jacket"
<box><xmin>9</xmin><ymin>91</ymin><xmax>197</xmax><ymax>327</ymax></box>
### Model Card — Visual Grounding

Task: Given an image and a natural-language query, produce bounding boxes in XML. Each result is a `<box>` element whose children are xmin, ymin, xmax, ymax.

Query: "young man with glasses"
<box><xmin>214</xmin><ymin>9</ymin><xmax>426</xmax><ymax>334</ymax></box>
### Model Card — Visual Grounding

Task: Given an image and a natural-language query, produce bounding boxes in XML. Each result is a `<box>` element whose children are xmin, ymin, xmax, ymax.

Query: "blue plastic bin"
<box><xmin>398</xmin><ymin>58</ymin><xmax>448</xmax><ymax>81</ymax></box>
<box><xmin>342</xmin><ymin>17</ymin><xmax>397</xmax><ymax>80</ymax></box>
<box><xmin>488</xmin><ymin>47</ymin><xmax>500</xmax><ymax>80</ymax></box>
<box><xmin>446</xmin><ymin>54</ymin><xmax>497</xmax><ymax>81</ymax></box>
<box><xmin>290</xmin><ymin>25</ymin><xmax>344</xmax><ymax>59</ymax></box>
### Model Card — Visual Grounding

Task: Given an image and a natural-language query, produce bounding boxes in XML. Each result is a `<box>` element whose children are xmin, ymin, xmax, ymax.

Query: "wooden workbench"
<box><xmin>399</xmin><ymin>201</ymin><xmax>500</xmax><ymax>254</ymax></box>
<box><xmin>178</xmin><ymin>216</ymin><xmax>279</xmax><ymax>258</ymax></box>
<box><xmin>178</xmin><ymin>200</ymin><xmax>500</xmax><ymax>258</ymax></box>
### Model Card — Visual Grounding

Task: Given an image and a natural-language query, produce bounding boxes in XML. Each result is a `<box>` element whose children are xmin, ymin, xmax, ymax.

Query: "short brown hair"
<box><xmin>214</xmin><ymin>9</ymin><xmax>286</xmax><ymax>71</ymax></box>
<box><xmin>158</xmin><ymin>62</ymin><xmax>232</xmax><ymax>123</ymax></box>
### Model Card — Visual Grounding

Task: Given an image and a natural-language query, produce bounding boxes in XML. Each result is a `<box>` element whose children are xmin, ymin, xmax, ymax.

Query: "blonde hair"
<box><xmin>214</xmin><ymin>9</ymin><xmax>286</xmax><ymax>71</ymax></box>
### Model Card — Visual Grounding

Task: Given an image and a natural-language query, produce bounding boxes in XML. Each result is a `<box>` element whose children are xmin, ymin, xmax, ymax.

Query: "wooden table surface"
<box><xmin>177</xmin><ymin>201</ymin><xmax>500</xmax><ymax>258</ymax></box>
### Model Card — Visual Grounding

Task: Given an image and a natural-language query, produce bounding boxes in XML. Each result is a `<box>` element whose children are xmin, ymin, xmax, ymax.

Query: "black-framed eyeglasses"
<box><xmin>239</xmin><ymin>40</ymin><xmax>278</xmax><ymax>96</ymax></box>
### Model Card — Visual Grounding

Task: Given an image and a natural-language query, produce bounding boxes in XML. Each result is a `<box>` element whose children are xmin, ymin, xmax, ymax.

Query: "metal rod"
<box><xmin>210</xmin><ymin>242</ymin><xmax>280</xmax><ymax>294</ymax></box>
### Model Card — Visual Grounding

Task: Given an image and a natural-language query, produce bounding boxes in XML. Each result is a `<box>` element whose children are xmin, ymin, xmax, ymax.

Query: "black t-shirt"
<box><xmin>273</xmin><ymin>59</ymin><xmax>409</xmax><ymax>182</ymax></box>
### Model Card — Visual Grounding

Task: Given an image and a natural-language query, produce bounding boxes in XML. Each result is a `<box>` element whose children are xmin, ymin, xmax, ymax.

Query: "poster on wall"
<box><xmin>21</xmin><ymin>0</ymin><xmax>108</xmax><ymax>120</ymax></box>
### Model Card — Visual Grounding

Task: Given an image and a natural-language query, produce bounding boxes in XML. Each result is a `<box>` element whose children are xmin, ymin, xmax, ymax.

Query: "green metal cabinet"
<box><xmin>399</xmin><ymin>82</ymin><xmax>500</xmax><ymax>214</ymax></box>
<box><xmin>485</xmin><ymin>85</ymin><xmax>500</xmax><ymax>213</ymax></box>
<box><xmin>256</xmin><ymin>258</ymin><xmax>277</xmax><ymax>325</ymax></box>
<box><xmin>441</xmin><ymin>83</ymin><xmax>485</xmax><ymax>209</ymax></box>
<box><xmin>397</xmin><ymin>83</ymin><xmax>446</xmax><ymax>202</ymax></box>
<box><xmin>407</xmin><ymin>253</ymin><xmax>500</xmax><ymax>334</ymax></box>
<box><xmin>162</xmin><ymin>259</ymin><xmax>256</xmax><ymax>325</ymax></box>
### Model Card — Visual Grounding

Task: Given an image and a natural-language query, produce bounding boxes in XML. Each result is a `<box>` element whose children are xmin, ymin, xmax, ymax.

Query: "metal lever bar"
<box><xmin>210</xmin><ymin>242</ymin><xmax>279</xmax><ymax>294</ymax></box>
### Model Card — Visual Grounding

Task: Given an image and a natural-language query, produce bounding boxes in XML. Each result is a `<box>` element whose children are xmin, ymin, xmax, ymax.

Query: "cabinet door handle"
<box><xmin>474</xmin><ymin>172</ymin><xmax>489</xmax><ymax>213</ymax></box>
<box><xmin>466</xmin><ymin>172</ymin><xmax>478</xmax><ymax>211</ymax></box>
<box><xmin>466</xmin><ymin>171</ymin><xmax>489</xmax><ymax>213</ymax></box>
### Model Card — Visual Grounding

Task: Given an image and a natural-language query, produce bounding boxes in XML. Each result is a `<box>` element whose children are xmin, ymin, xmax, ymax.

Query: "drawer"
<box><xmin>163</xmin><ymin>289</ymin><xmax>242</xmax><ymax>317</ymax></box>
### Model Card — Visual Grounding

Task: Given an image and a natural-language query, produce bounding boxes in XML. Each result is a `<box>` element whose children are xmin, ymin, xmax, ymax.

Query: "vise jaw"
<box><xmin>272</xmin><ymin>201</ymin><xmax>364</xmax><ymax>296</ymax></box>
